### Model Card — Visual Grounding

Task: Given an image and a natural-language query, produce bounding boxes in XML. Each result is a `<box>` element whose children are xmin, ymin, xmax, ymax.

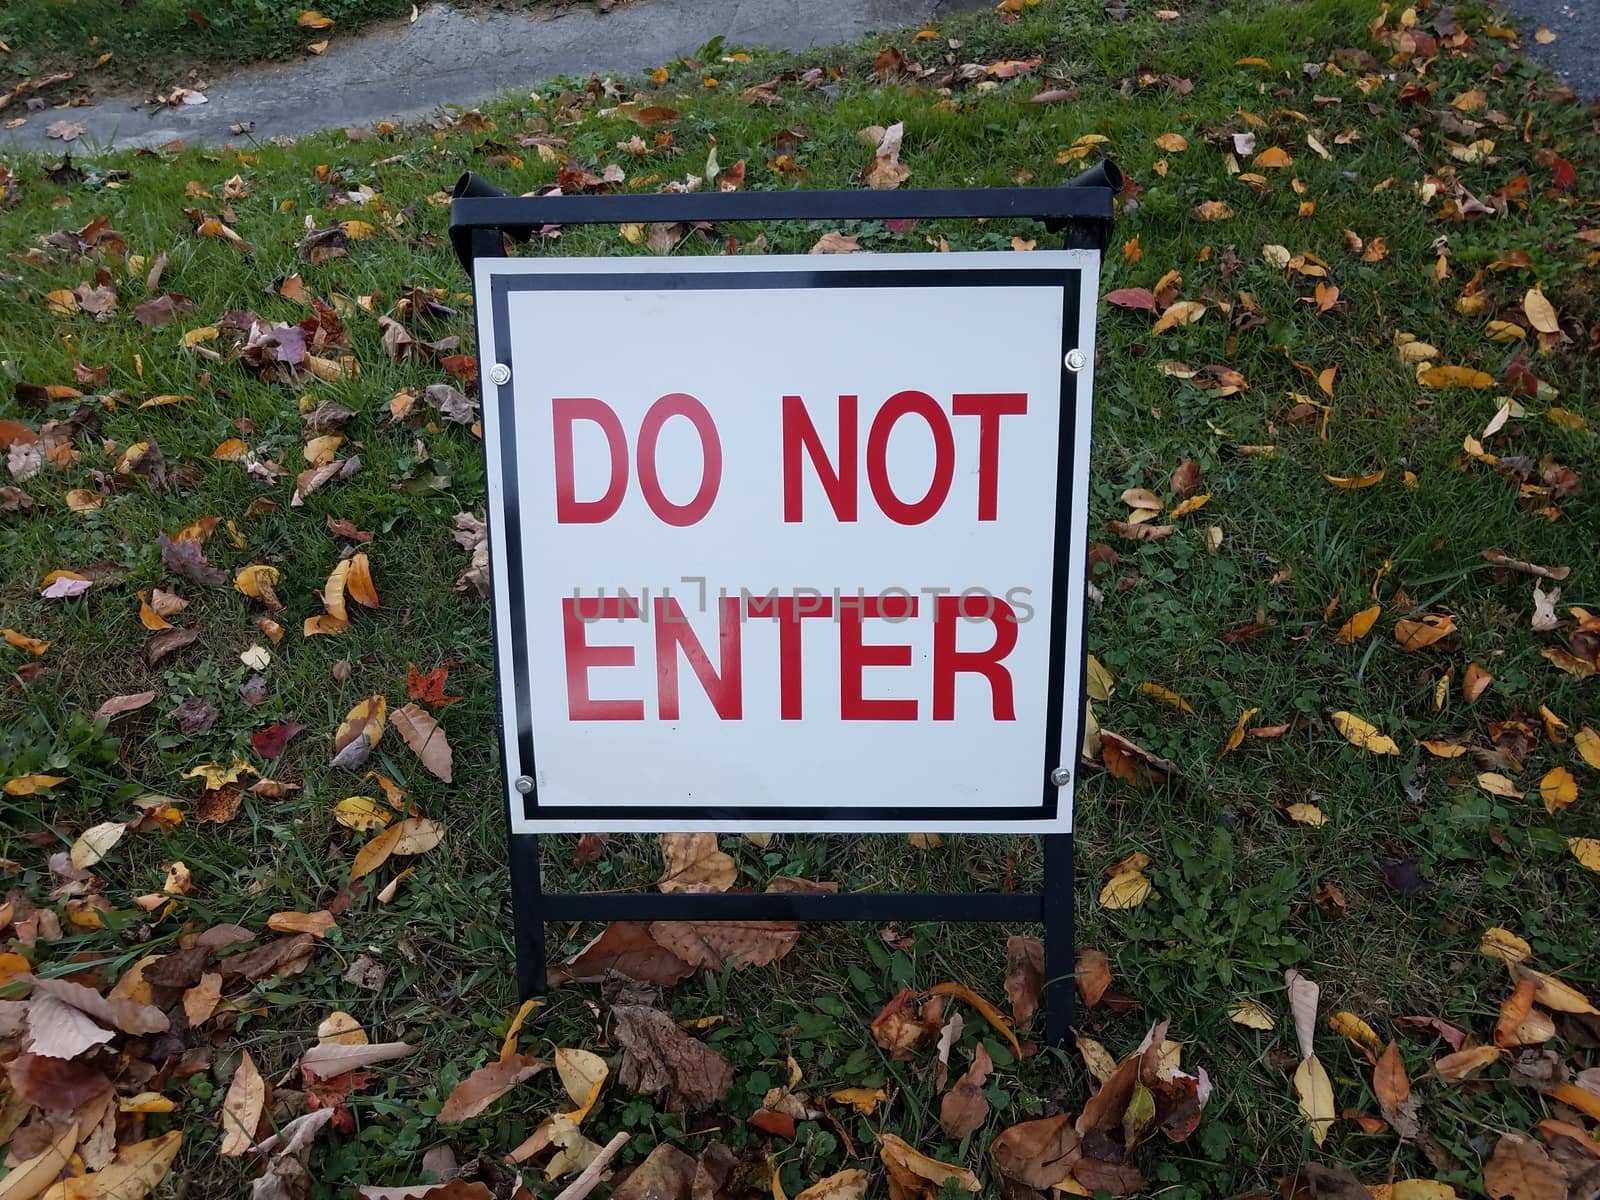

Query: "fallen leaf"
<box><xmin>1229</xmin><ymin>1000</ymin><xmax>1275</xmax><ymax>1030</ymax></box>
<box><xmin>1331</xmin><ymin>711</ymin><xmax>1400</xmax><ymax>754</ymax></box>
<box><xmin>220</xmin><ymin>1051</ymin><xmax>263</xmax><ymax>1156</ymax></box>
<box><xmin>1394</xmin><ymin>613</ymin><xmax>1456</xmax><ymax>650</ymax></box>
<box><xmin>658</xmin><ymin>833</ymin><xmax>736</xmax><ymax>893</ymax></box>
<box><xmin>1522</xmin><ymin>288</ymin><xmax>1560</xmax><ymax>335</ymax></box>
<box><xmin>1483</xmin><ymin>1133</ymin><xmax>1566</xmax><ymax>1200</ymax></box>
<box><xmin>940</xmin><ymin>1042</ymin><xmax>992</xmax><ymax>1138</ymax></box>
<box><xmin>548</xmin><ymin>922</ymin><xmax>694</xmax><ymax>986</ymax></box>
<box><xmin>1540</xmin><ymin>767</ymin><xmax>1577</xmax><ymax>813</ymax></box>
<box><xmin>1571</xmin><ymin>838</ymin><xmax>1600</xmax><ymax>873</ymax></box>
<box><xmin>1004</xmin><ymin>934</ymin><xmax>1044</xmax><ymax>1026</ymax></box>
<box><xmin>928</xmin><ymin>981</ymin><xmax>1021</xmax><ymax>1059</ymax></box>
<box><xmin>879</xmin><ymin>1132</ymin><xmax>980</xmax><ymax>1194</ymax></box>
<box><xmin>1335</xmin><ymin>605</ymin><xmax>1381</xmax><ymax>644</ymax></box>
<box><xmin>70</xmin><ymin>821</ymin><xmax>125</xmax><ymax>869</ymax></box>
<box><xmin>48</xmin><ymin>1130</ymin><xmax>181</xmax><ymax>1200</ymax></box>
<box><xmin>1434</xmin><ymin>1045</ymin><xmax>1504</xmax><ymax>1083</ymax></box>
<box><xmin>612</xmin><ymin>1004</ymin><xmax>733</xmax><ymax>1112</ymax></box>
<box><xmin>390</xmin><ymin>702</ymin><xmax>452</xmax><ymax>782</ymax></box>
<box><xmin>1294</xmin><ymin>1055</ymin><xmax>1335</xmax><ymax>1145</ymax></box>
<box><xmin>299</xmin><ymin>1040</ymin><xmax>416</xmax><ymax>1079</ymax></box>
<box><xmin>437</xmin><ymin>1053</ymin><xmax>550</xmax><ymax>1123</ymax></box>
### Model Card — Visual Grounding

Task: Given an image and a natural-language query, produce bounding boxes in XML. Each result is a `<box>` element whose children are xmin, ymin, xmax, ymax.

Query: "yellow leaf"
<box><xmin>4</xmin><ymin>773</ymin><xmax>67</xmax><ymax>796</ymax></box>
<box><xmin>1075</xmin><ymin>1033</ymin><xmax>1119</xmax><ymax>1083</ymax></box>
<box><xmin>1480</xmin><ymin>926</ymin><xmax>1531</xmax><ymax>966</ymax></box>
<box><xmin>1137</xmin><ymin>682</ymin><xmax>1195</xmax><ymax>714</ymax></box>
<box><xmin>297</xmin><ymin>9</ymin><xmax>335</xmax><ymax>26</ymax></box>
<box><xmin>1</xmin><ymin>1122</ymin><xmax>82</xmax><ymax>1200</ymax></box>
<box><xmin>1476</xmin><ymin>772</ymin><xmax>1524</xmax><ymax>799</ymax></box>
<box><xmin>1286</xmin><ymin>803</ymin><xmax>1327</xmax><ymax>827</ymax></box>
<box><xmin>1420</xmin><ymin>740</ymin><xmax>1468</xmax><ymax>759</ymax></box>
<box><xmin>1229</xmin><ymin>999</ymin><xmax>1276</xmax><ymax>1030</ymax></box>
<box><xmin>1515</xmin><ymin>964</ymin><xmax>1599</xmax><ymax>1014</ymax></box>
<box><xmin>304</xmin><ymin>433</ymin><xmax>344</xmax><ymax>465</ymax></box>
<box><xmin>1099</xmin><ymin>868</ymin><xmax>1152</xmax><ymax>910</ymax></box>
<box><xmin>927</xmin><ymin>981</ymin><xmax>1021</xmax><ymax>1059</ymax></box>
<box><xmin>556</xmin><ymin>1047</ymin><xmax>609</xmax><ymax>1123</ymax></box>
<box><xmin>1577</xmin><ymin>726</ymin><xmax>1600</xmax><ymax>769</ymax></box>
<box><xmin>334</xmin><ymin>796</ymin><xmax>394</xmax><ymax>831</ymax></box>
<box><xmin>65</xmin><ymin>488</ymin><xmax>103</xmax><ymax>512</ymax></box>
<box><xmin>233</xmin><ymin>563</ymin><xmax>280</xmax><ymax>600</ymax></box>
<box><xmin>351</xmin><ymin>822</ymin><xmax>403</xmax><ymax>880</ymax></box>
<box><xmin>830</xmin><ymin>1087</ymin><xmax>887</xmax><ymax>1115</ymax></box>
<box><xmin>1331</xmin><ymin>711</ymin><xmax>1399</xmax><ymax>755</ymax></box>
<box><xmin>138</xmin><ymin>393</ymin><xmax>193</xmax><ymax>409</ymax></box>
<box><xmin>1334</xmin><ymin>605</ymin><xmax>1381</xmax><ymax>644</ymax></box>
<box><xmin>333</xmin><ymin>695</ymin><xmax>386</xmax><ymax>757</ymax></box>
<box><xmin>1294</xmin><ymin>1055</ymin><xmax>1335</xmax><ymax>1145</ymax></box>
<box><xmin>1540</xmin><ymin>706</ymin><xmax>1568</xmax><ymax>743</ymax></box>
<box><xmin>59</xmin><ymin>1129</ymin><xmax>184</xmax><ymax>1199</ymax></box>
<box><xmin>1220</xmin><ymin>707</ymin><xmax>1260</xmax><ymax>758</ymax></box>
<box><xmin>1394</xmin><ymin>612</ymin><xmax>1456</xmax><ymax>650</ymax></box>
<box><xmin>46</xmin><ymin>289</ymin><xmax>78</xmax><ymax>317</ymax></box>
<box><xmin>1523</xmin><ymin>287</ymin><xmax>1559</xmax><ymax>334</ymax></box>
<box><xmin>1570</xmin><ymin>838</ymin><xmax>1600</xmax><ymax>873</ymax></box>
<box><xmin>341</xmin><ymin>220</ymin><xmax>378</xmax><ymax>240</ymax></box>
<box><xmin>1484</xmin><ymin>320</ymin><xmax>1525</xmax><ymax>342</ymax></box>
<box><xmin>1154</xmin><ymin>132</ymin><xmax>1189</xmax><ymax>152</ymax></box>
<box><xmin>1328</xmin><ymin>1011</ymin><xmax>1383</xmax><ymax>1054</ymax></box>
<box><xmin>120</xmin><ymin>1093</ymin><xmax>178</xmax><ymax>1114</ymax></box>
<box><xmin>317</xmin><ymin>1011</ymin><xmax>368</xmax><ymax>1045</ymax></box>
<box><xmin>1152</xmin><ymin>300</ymin><xmax>1207</xmax><ymax>333</ymax></box>
<box><xmin>212</xmin><ymin>437</ymin><xmax>249</xmax><ymax>460</ymax></box>
<box><xmin>347</xmin><ymin>552</ymin><xmax>380</xmax><ymax>609</ymax></box>
<box><xmin>1540</xmin><ymin>767</ymin><xmax>1578</xmax><ymax>814</ymax></box>
<box><xmin>1192</xmin><ymin>200</ymin><xmax>1234</xmax><ymax>221</ymax></box>
<box><xmin>2</xmin><ymin>628</ymin><xmax>51</xmax><ymax>655</ymax></box>
<box><xmin>70</xmin><ymin>820</ymin><xmax>124</xmax><ymax>869</ymax></box>
<box><xmin>1254</xmin><ymin>146</ymin><xmax>1294</xmax><ymax>168</ymax></box>
<box><xmin>1085</xmin><ymin>654</ymin><xmax>1114</xmax><ymax>702</ymax></box>
<box><xmin>1323</xmin><ymin>469</ymin><xmax>1385</xmax><ymax>488</ymax></box>
<box><xmin>267</xmin><ymin>910</ymin><xmax>336</xmax><ymax>937</ymax></box>
<box><xmin>182</xmin><ymin>325</ymin><xmax>219</xmax><ymax>347</ymax></box>
<box><xmin>1418</xmin><ymin>364</ymin><xmax>1495</xmax><ymax>389</ymax></box>
<box><xmin>1168</xmin><ymin>493</ymin><xmax>1211</xmax><ymax>518</ymax></box>
<box><xmin>183</xmin><ymin>759</ymin><xmax>253</xmax><ymax>790</ymax></box>
<box><xmin>318</xmin><ymin>557</ymin><xmax>351</xmax><ymax>624</ymax></box>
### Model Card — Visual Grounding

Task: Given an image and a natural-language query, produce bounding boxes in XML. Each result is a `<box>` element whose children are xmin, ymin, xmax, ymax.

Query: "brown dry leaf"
<box><xmin>267</xmin><ymin>910</ymin><xmax>336</xmax><ymax>938</ymax></box>
<box><xmin>879</xmin><ymin>1132</ymin><xmax>980</xmax><ymax>1195</ymax></box>
<box><xmin>437</xmin><ymin>1054</ymin><xmax>550</xmax><ymax>1123</ymax></box>
<box><xmin>658</xmin><ymin>833</ymin><xmax>736</xmax><ymax>893</ymax></box>
<box><xmin>1229</xmin><ymin>1000</ymin><xmax>1275</xmax><ymax>1030</ymax></box>
<box><xmin>390</xmin><ymin>702</ymin><xmax>452</xmax><ymax>782</ymax></box>
<box><xmin>940</xmin><ymin>1042</ymin><xmax>993</xmax><ymax>1138</ymax></box>
<box><xmin>1477</xmin><ymin>772</ymin><xmax>1525</xmax><ymax>800</ymax></box>
<box><xmin>1483</xmin><ymin>1133</ymin><xmax>1567</xmax><ymax>1200</ymax></box>
<box><xmin>614</xmin><ymin>1144</ymin><xmax>697</xmax><ymax>1200</ymax></box>
<box><xmin>1522</xmin><ymin>289</ymin><xmax>1560</xmax><ymax>336</ymax></box>
<box><xmin>331</xmin><ymin>694</ymin><xmax>386</xmax><ymax>766</ymax></box>
<box><xmin>612</xmin><ymin>1004</ymin><xmax>733</xmax><ymax>1112</ymax></box>
<box><xmin>646</xmin><ymin>920</ymin><xmax>798</xmax><ymax>970</ymax></box>
<box><xmin>183</xmin><ymin>972</ymin><xmax>222</xmax><ymax>1027</ymax></box>
<box><xmin>871</xmin><ymin>989</ymin><xmax>939</xmax><ymax>1060</ymax></box>
<box><xmin>1004</xmin><ymin>935</ymin><xmax>1045</xmax><ymax>1026</ymax></box>
<box><xmin>1571</xmin><ymin>838</ymin><xmax>1600</xmax><ymax>873</ymax></box>
<box><xmin>1154</xmin><ymin>132</ymin><xmax>1189</xmax><ymax>152</ymax></box>
<box><xmin>24</xmin><ymin>994</ymin><xmax>113</xmax><ymax>1059</ymax></box>
<box><xmin>0</xmin><ymin>1120</ymin><xmax>81</xmax><ymax>1200</ymax></box>
<box><xmin>1435</xmin><ymin>1044</ymin><xmax>1504</xmax><ymax>1083</ymax></box>
<box><xmin>220</xmin><ymin>1051</ymin><xmax>263</xmax><ymax>1156</ymax></box>
<box><xmin>548</xmin><ymin>921</ymin><xmax>694</xmax><ymax>986</ymax></box>
<box><xmin>992</xmin><ymin>1113</ymin><xmax>1081</xmax><ymax>1188</ymax></box>
<box><xmin>1374</xmin><ymin>1041</ymin><xmax>1410</xmax><ymax>1119</ymax></box>
<box><xmin>1152</xmin><ymin>300</ymin><xmax>1206</xmax><ymax>334</ymax></box>
<box><xmin>1464</xmin><ymin>662</ymin><xmax>1493</xmax><ymax>703</ymax></box>
<box><xmin>1481</xmin><ymin>927</ymin><xmax>1533</xmax><ymax>965</ymax></box>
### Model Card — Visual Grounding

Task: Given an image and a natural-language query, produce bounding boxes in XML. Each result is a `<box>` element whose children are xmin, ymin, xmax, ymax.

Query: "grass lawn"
<box><xmin>2</xmin><ymin>0</ymin><xmax>1599</xmax><ymax>1196</ymax></box>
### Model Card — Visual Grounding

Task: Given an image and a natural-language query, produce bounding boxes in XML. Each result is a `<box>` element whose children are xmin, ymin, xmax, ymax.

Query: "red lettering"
<box><xmin>866</xmin><ymin>391</ymin><xmax>955</xmax><ymax>525</ymax></box>
<box><xmin>552</xmin><ymin>398</ymin><xmax>628</xmax><ymax>524</ymax></box>
<box><xmin>562</xmin><ymin>597</ymin><xmax>644</xmax><ymax>720</ymax></box>
<box><xmin>932</xmin><ymin>595</ymin><xmax>1018</xmax><ymax>720</ymax></box>
<box><xmin>782</xmin><ymin>394</ymin><xmax>858</xmax><ymax>522</ymax></box>
<box><xmin>952</xmin><ymin>392</ymin><xmax>1027</xmax><ymax>521</ymax></box>
<box><xmin>840</xmin><ymin>593</ymin><xmax>919</xmax><ymax>721</ymax></box>
<box><xmin>747</xmin><ymin>593</ymin><xmax>833</xmax><ymax>719</ymax></box>
<box><xmin>655</xmin><ymin>597</ymin><xmax>743</xmax><ymax>720</ymax></box>
<box><xmin>637</xmin><ymin>392</ymin><xmax>722</xmax><ymax>526</ymax></box>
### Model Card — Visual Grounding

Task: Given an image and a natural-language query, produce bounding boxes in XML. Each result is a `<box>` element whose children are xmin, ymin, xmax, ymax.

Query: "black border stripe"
<box><xmin>487</xmin><ymin>265</ymin><xmax>1085</xmax><ymax>826</ymax></box>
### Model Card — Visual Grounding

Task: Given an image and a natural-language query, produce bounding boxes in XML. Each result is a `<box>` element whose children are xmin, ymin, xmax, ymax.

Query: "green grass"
<box><xmin>0</xmin><ymin>0</ymin><xmax>567</xmax><ymax>96</ymax></box>
<box><xmin>2</xmin><ymin>0</ymin><xmax>1598</xmax><ymax>1195</ymax></box>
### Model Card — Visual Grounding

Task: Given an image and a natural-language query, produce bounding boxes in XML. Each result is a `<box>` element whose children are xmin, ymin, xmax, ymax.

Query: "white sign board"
<box><xmin>473</xmin><ymin>251</ymin><xmax>1096</xmax><ymax>833</ymax></box>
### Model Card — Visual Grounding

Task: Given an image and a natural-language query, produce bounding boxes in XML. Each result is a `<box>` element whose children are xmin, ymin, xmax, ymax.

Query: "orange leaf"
<box><xmin>346</xmin><ymin>552</ymin><xmax>380</xmax><ymax>609</ymax></box>
<box><xmin>927</xmin><ymin>981</ymin><xmax>1021</xmax><ymax>1059</ymax></box>
<box><xmin>1335</xmin><ymin>605</ymin><xmax>1381</xmax><ymax>644</ymax></box>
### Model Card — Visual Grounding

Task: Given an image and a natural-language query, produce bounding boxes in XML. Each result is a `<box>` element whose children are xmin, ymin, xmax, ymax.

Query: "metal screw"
<box><xmin>514</xmin><ymin>776</ymin><xmax>534</xmax><ymax>795</ymax></box>
<box><xmin>488</xmin><ymin>362</ymin><xmax>512</xmax><ymax>386</ymax></box>
<box><xmin>1064</xmin><ymin>348</ymin><xmax>1087</xmax><ymax>373</ymax></box>
<box><xmin>1050</xmin><ymin>766</ymin><xmax>1071</xmax><ymax>787</ymax></box>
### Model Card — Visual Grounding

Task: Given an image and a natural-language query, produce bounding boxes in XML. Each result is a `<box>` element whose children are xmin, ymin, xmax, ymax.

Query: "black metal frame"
<box><xmin>450</xmin><ymin>173</ymin><xmax>1120</xmax><ymax>1047</ymax></box>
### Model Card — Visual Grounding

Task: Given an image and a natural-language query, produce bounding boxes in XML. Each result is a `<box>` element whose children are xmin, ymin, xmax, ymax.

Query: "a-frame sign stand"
<box><xmin>450</xmin><ymin>166</ymin><xmax>1120</xmax><ymax>1048</ymax></box>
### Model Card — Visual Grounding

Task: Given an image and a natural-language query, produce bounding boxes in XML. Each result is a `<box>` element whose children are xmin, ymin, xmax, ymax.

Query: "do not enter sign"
<box><xmin>473</xmin><ymin>252</ymin><xmax>1096</xmax><ymax>833</ymax></box>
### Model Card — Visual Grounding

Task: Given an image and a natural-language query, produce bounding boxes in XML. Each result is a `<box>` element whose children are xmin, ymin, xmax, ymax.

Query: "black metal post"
<box><xmin>1042</xmin><ymin>832</ymin><xmax>1076</xmax><ymax>1045</ymax></box>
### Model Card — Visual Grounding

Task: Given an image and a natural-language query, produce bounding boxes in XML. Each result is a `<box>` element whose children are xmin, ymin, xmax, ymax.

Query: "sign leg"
<box><xmin>1042</xmin><ymin>832</ymin><xmax>1075</xmax><ymax>1045</ymax></box>
<box><xmin>509</xmin><ymin>832</ymin><xmax>548</xmax><ymax>999</ymax></box>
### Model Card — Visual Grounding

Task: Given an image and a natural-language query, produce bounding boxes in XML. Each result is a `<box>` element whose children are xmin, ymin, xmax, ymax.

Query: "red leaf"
<box><xmin>252</xmin><ymin>721</ymin><xmax>305</xmax><ymax>758</ymax></box>
<box><xmin>441</xmin><ymin>355</ymin><xmax>479</xmax><ymax>386</ymax></box>
<box><xmin>406</xmin><ymin>663</ymin><xmax>463</xmax><ymax>708</ymax></box>
<box><xmin>1550</xmin><ymin>156</ymin><xmax>1576</xmax><ymax>191</ymax></box>
<box><xmin>748</xmin><ymin>1108</ymin><xmax>796</xmax><ymax>1138</ymax></box>
<box><xmin>1105</xmin><ymin>287</ymin><xmax>1157</xmax><ymax>311</ymax></box>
